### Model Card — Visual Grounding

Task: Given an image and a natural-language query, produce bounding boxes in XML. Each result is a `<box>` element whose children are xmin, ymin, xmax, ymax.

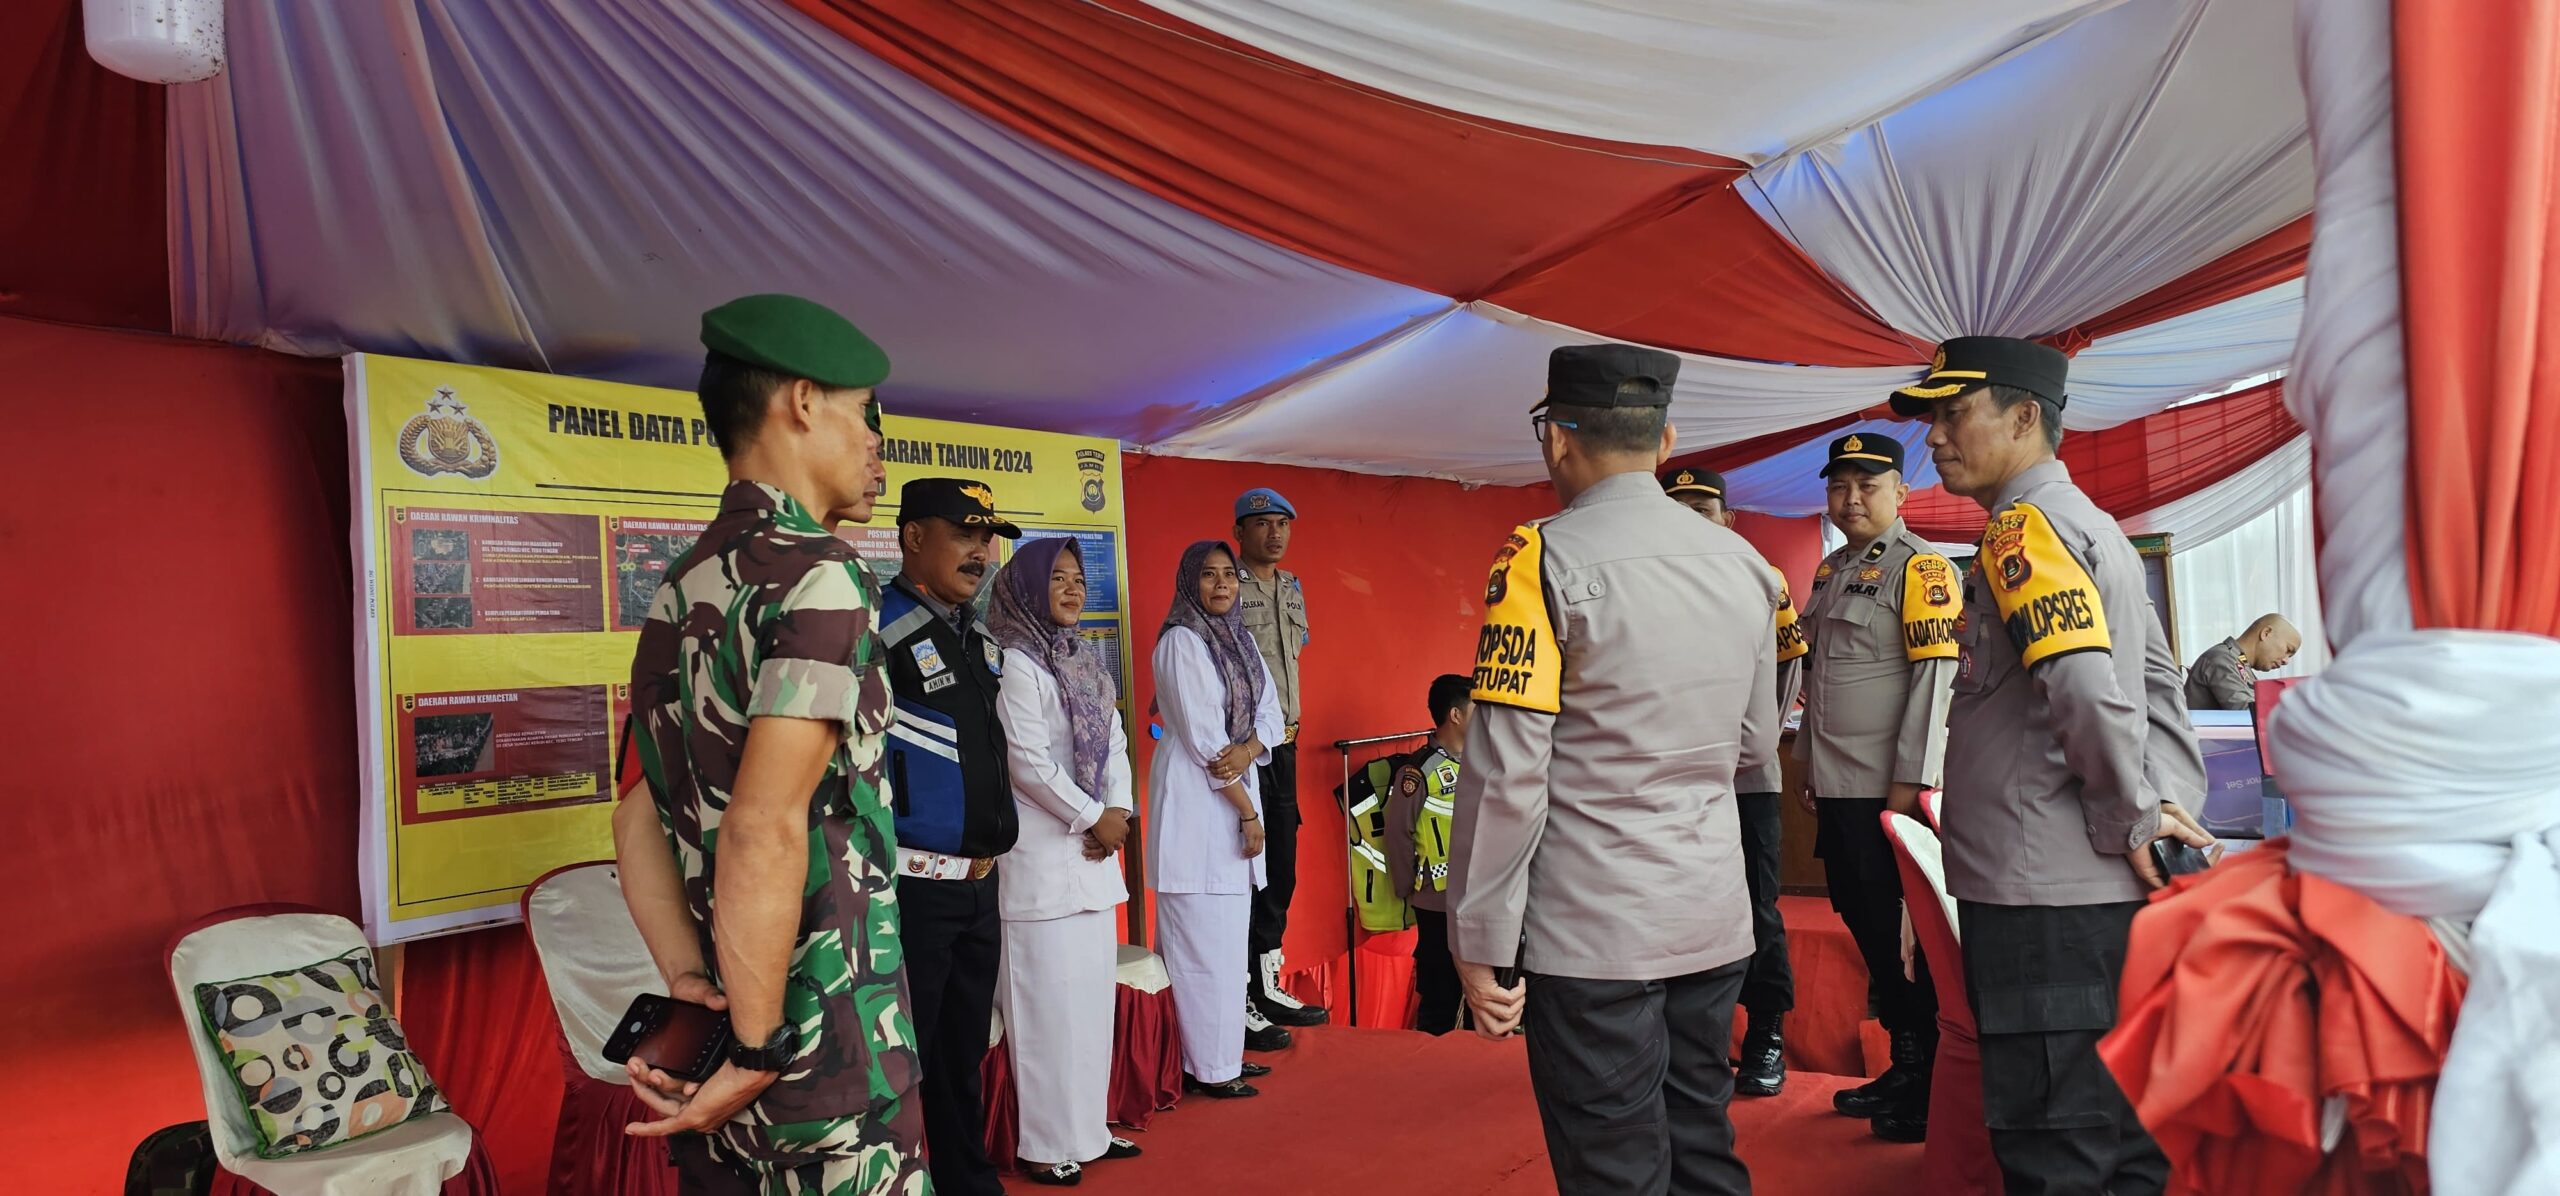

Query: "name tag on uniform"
<box><xmin>924</xmin><ymin>673</ymin><xmax>958</xmax><ymax>694</ymax></box>
<box><xmin>912</xmin><ymin>641</ymin><xmax>947</xmax><ymax>676</ymax></box>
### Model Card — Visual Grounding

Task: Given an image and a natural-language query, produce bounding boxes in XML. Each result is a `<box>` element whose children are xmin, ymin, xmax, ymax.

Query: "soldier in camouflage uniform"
<box><xmin>616</xmin><ymin>294</ymin><xmax>929</xmax><ymax>1196</ymax></box>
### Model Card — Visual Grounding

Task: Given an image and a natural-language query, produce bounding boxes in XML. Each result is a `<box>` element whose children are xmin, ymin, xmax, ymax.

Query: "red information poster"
<box><xmin>397</xmin><ymin>685</ymin><xmax>611</xmax><ymax>820</ymax></box>
<box><xmin>391</xmin><ymin>506</ymin><xmax>604</xmax><ymax>635</ymax></box>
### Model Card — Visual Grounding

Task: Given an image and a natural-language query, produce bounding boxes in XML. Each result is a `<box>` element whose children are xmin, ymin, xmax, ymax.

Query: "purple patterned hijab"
<box><xmin>988</xmin><ymin>537</ymin><xmax>1118</xmax><ymax>800</ymax></box>
<box><xmin>1160</xmin><ymin>540</ymin><xmax>1267</xmax><ymax>743</ymax></box>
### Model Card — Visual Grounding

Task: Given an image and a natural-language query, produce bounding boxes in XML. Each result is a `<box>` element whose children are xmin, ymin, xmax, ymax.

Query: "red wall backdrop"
<box><xmin>0</xmin><ymin>315</ymin><xmax>1824</xmax><ymax>1191</ymax></box>
<box><xmin>0</xmin><ymin>318</ymin><xmax>355</xmax><ymax>1191</ymax></box>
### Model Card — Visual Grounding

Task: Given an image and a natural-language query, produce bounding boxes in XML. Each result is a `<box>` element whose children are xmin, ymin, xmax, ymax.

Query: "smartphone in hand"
<box><xmin>602</xmin><ymin>993</ymin><xmax>733</xmax><ymax>1083</ymax></box>
<box><xmin>2148</xmin><ymin>838</ymin><xmax>2214</xmax><ymax>879</ymax></box>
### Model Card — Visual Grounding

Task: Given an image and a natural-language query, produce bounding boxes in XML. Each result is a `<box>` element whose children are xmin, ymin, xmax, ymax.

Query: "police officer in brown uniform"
<box><xmin>1231</xmin><ymin>486</ymin><xmax>1328</xmax><ymax>1039</ymax></box>
<box><xmin>1899</xmin><ymin>336</ymin><xmax>2220</xmax><ymax>1195</ymax></box>
<box><xmin>1792</xmin><ymin>432</ymin><xmax>1959</xmax><ymax>1142</ymax></box>
<box><xmin>1449</xmin><ymin>344</ymin><xmax>1781</xmax><ymax>1196</ymax></box>
<box><xmin>1662</xmin><ymin>466</ymin><xmax>1806</xmax><ymax>1098</ymax></box>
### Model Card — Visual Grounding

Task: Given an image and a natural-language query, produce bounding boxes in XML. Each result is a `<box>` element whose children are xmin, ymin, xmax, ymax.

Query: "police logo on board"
<box><xmin>397</xmin><ymin>386</ymin><xmax>501</xmax><ymax>480</ymax></box>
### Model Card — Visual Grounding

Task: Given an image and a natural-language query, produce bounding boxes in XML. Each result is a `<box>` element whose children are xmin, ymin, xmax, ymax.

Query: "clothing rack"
<box><xmin>1330</xmin><ymin>729</ymin><xmax>1433</xmax><ymax>1027</ymax></box>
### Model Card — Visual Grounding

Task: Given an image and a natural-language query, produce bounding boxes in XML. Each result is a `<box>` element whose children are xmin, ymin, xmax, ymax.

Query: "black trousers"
<box><xmin>1524</xmin><ymin>959</ymin><xmax>1752</xmax><ymax>1196</ymax></box>
<box><xmin>897</xmin><ymin>869</ymin><xmax>1004</xmax><ymax>1196</ymax></box>
<box><xmin>1247</xmin><ymin>741</ymin><xmax>1300</xmax><ymax>964</ymax></box>
<box><xmin>1733</xmin><ymin>793</ymin><xmax>1794</xmax><ymax>1017</ymax></box>
<box><xmin>1960</xmin><ymin>899</ymin><xmax>2168</xmax><ymax>1196</ymax></box>
<box><xmin>1814</xmin><ymin>797</ymin><xmax>1936</xmax><ymax>1035</ymax></box>
<box><xmin>1410</xmin><ymin>906</ymin><xmax>1464</xmax><ymax>1035</ymax></box>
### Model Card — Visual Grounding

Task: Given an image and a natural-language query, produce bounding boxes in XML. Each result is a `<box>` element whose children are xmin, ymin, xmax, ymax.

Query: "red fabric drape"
<box><xmin>2394</xmin><ymin>1</ymin><xmax>2560</xmax><ymax>637</ymax></box>
<box><xmin>1900</xmin><ymin>378</ymin><xmax>2302</xmax><ymax>541</ymax></box>
<box><xmin>0</xmin><ymin>0</ymin><xmax>170</xmax><ymax>332</ymax></box>
<box><xmin>777</xmin><ymin>0</ymin><xmax>1913</xmax><ymax>366</ymax></box>
<box><xmin>2045</xmin><ymin>218</ymin><xmax>2313</xmax><ymax>354</ymax></box>
<box><xmin>549</xmin><ymin>1041</ymin><xmax>679</xmax><ymax>1196</ymax></box>
<box><xmin>2101</xmin><ymin>844</ymin><xmax>2465</xmax><ymax>1195</ymax></box>
<box><xmin>401</xmin><ymin>930</ymin><xmax>571</xmax><ymax>1196</ymax></box>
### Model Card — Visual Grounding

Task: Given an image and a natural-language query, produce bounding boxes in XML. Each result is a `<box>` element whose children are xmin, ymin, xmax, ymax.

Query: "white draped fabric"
<box><xmin>167</xmin><ymin>0</ymin><xmax>1442</xmax><ymax>442</ymax></box>
<box><xmin>1155</xmin><ymin>299</ymin><xmax>2308</xmax><ymax>483</ymax></box>
<box><xmin>1742</xmin><ymin>0</ymin><xmax>2308</xmax><ymax>344</ymax></box>
<box><xmin>1138</xmin><ymin>0</ymin><xmax>2114</xmax><ymax>160</ymax></box>
<box><xmin>2281</xmin><ymin>1</ymin><xmax>2552</xmax><ymax>1189</ymax></box>
<box><xmin>164</xmin><ymin>0</ymin><xmax>2317</xmax><ymax>489</ymax></box>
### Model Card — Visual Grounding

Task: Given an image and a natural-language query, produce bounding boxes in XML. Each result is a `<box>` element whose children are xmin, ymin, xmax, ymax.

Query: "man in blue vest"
<box><xmin>879</xmin><ymin>476</ymin><xmax>1023</xmax><ymax>1196</ymax></box>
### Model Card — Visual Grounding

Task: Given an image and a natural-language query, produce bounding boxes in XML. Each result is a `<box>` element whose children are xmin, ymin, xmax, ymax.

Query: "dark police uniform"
<box><xmin>1794</xmin><ymin>433</ymin><xmax>1958</xmax><ymax>1137</ymax></box>
<box><xmin>1891</xmin><ymin>338</ymin><xmax>2204</xmax><ymax>1195</ymax></box>
<box><xmin>880</xmin><ymin>477</ymin><xmax>1023</xmax><ymax>1196</ymax></box>
<box><xmin>1449</xmin><ymin>345</ymin><xmax>1781</xmax><ymax>1196</ymax></box>
<box><xmin>1662</xmin><ymin>465</ymin><xmax>1805</xmax><ymax>1096</ymax></box>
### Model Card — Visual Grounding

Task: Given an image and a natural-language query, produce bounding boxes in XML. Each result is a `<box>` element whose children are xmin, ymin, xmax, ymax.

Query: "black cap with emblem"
<box><xmin>1535</xmin><ymin>343</ymin><xmax>1681</xmax><ymax>410</ymax></box>
<box><xmin>897</xmin><ymin>477</ymin><xmax>1022</xmax><ymax>539</ymax></box>
<box><xmin>1659</xmin><ymin>467</ymin><xmax>1723</xmax><ymax>499</ymax></box>
<box><xmin>1819</xmin><ymin>431</ymin><xmax>1906</xmax><ymax>478</ymax></box>
<box><xmin>1887</xmin><ymin>336</ymin><xmax>2069</xmax><ymax>417</ymax></box>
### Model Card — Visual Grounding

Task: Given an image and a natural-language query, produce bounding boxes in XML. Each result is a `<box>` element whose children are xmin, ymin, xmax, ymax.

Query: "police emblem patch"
<box><xmin>912</xmin><ymin>640</ymin><xmax>947</xmax><ymax>676</ymax></box>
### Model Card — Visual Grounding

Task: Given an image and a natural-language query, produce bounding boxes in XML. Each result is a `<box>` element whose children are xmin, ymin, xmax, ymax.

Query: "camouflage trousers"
<box><xmin>669</xmin><ymin>1133</ymin><xmax>931</xmax><ymax>1196</ymax></box>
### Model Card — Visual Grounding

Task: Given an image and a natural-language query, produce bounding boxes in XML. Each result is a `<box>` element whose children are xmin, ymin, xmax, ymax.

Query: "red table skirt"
<box><xmin>550</xmin><ymin>1036</ymin><xmax>681</xmax><ymax>1196</ymax></box>
<box><xmin>211</xmin><ymin>1133</ymin><xmax>502</xmax><ymax>1196</ymax></box>
<box><xmin>980</xmin><ymin>976</ymin><xmax>1183</xmax><ymax>1168</ymax></box>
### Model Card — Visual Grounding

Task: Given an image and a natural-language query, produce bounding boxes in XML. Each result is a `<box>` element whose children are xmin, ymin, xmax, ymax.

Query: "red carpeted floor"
<box><xmin>1063</xmin><ymin>1024</ymin><xmax>1918</xmax><ymax>1195</ymax></box>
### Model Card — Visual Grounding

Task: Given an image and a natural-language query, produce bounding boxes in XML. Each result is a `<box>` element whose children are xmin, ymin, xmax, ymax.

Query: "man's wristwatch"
<box><xmin>727</xmin><ymin>1021</ymin><xmax>800</xmax><ymax>1073</ymax></box>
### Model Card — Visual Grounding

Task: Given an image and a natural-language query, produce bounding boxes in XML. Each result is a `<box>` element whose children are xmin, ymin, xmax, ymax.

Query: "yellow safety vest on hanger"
<box><xmin>1344</xmin><ymin>755</ymin><xmax>1413</xmax><ymax>932</ymax></box>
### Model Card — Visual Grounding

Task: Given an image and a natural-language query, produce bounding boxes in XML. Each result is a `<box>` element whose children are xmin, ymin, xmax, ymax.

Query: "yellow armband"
<box><xmin>1980</xmin><ymin>503</ymin><xmax>2110</xmax><ymax>667</ymax></box>
<box><xmin>1900</xmin><ymin>552</ymin><xmax>1960</xmax><ymax>661</ymax></box>
<box><xmin>1772</xmin><ymin>566</ymin><xmax>1808</xmax><ymax>663</ymax></box>
<box><xmin>1473</xmin><ymin>524</ymin><xmax>1562</xmax><ymax>713</ymax></box>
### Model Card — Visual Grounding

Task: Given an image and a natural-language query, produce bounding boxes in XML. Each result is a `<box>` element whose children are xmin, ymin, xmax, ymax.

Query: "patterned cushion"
<box><xmin>193</xmin><ymin>949</ymin><xmax>448</xmax><ymax>1158</ymax></box>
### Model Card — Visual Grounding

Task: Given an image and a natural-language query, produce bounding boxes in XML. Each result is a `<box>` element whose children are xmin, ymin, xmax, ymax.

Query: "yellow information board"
<box><xmin>348</xmin><ymin>354</ymin><xmax>1131</xmax><ymax>942</ymax></box>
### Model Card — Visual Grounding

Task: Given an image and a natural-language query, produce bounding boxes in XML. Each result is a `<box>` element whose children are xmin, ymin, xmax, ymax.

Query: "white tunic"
<box><xmin>1145</xmin><ymin>626</ymin><xmax>1283</xmax><ymax>895</ymax></box>
<box><xmin>995</xmin><ymin>648</ymin><xmax>1134</xmax><ymax>922</ymax></box>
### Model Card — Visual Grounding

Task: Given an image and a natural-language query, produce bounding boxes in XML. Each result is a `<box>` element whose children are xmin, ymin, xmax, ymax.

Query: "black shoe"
<box><xmin>1101</xmin><ymin>1137</ymin><xmax>1143</xmax><ymax>1161</ymax></box>
<box><xmin>1184</xmin><ymin>1074</ymin><xmax>1260</xmax><ymax>1098</ymax></box>
<box><xmin>1254</xmin><ymin>950</ymin><xmax>1330</xmax><ymax>1026</ymax></box>
<box><xmin>1022</xmin><ymin>1161</ymin><xmax>1083</xmax><ymax>1186</ymax></box>
<box><xmin>1871</xmin><ymin>1110</ymin><xmax>1928</xmax><ymax>1142</ymax></box>
<box><xmin>1239</xmin><ymin>1061</ymin><xmax>1271</xmax><ymax>1078</ymax></box>
<box><xmin>1833</xmin><ymin>1028</ymin><xmax>1936</xmax><ymax>1118</ymax></box>
<box><xmin>1734</xmin><ymin>1011</ymin><xmax>1786</xmax><ymax>1097</ymax></box>
<box><xmin>1243</xmin><ymin>1000</ymin><xmax>1294</xmax><ymax>1052</ymax></box>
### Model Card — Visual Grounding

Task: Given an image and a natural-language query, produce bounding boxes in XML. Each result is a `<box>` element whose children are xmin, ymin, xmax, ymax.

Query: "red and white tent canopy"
<box><xmin>166</xmin><ymin>0</ymin><xmax>2307</xmax><ymax>517</ymax></box>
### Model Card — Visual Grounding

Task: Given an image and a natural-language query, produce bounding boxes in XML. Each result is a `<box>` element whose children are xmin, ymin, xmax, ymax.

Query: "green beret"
<box><xmin>700</xmin><ymin>293</ymin><xmax>890</xmax><ymax>390</ymax></box>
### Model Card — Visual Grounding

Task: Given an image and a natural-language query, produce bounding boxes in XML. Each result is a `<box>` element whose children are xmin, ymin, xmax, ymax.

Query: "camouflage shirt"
<box><xmin>629</xmin><ymin>480</ymin><xmax>925</xmax><ymax>1181</ymax></box>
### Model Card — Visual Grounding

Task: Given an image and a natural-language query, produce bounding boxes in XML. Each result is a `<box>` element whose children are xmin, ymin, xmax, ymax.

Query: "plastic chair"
<box><xmin>520</xmin><ymin>863</ymin><xmax>679</xmax><ymax>1196</ymax></box>
<box><xmin>1881</xmin><ymin>813</ymin><xmax>2000</xmax><ymax>1196</ymax></box>
<box><xmin>166</xmin><ymin>905</ymin><xmax>493</xmax><ymax>1196</ymax></box>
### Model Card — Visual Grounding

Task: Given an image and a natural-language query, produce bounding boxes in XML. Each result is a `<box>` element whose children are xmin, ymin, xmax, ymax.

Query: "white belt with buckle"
<box><xmin>898</xmin><ymin>848</ymin><xmax>994</xmax><ymax>881</ymax></box>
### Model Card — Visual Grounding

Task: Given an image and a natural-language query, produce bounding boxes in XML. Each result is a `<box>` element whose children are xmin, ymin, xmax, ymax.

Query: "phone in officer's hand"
<box><xmin>602</xmin><ymin>993</ymin><xmax>732</xmax><ymax>1083</ymax></box>
<box><xmin>2148</xmin><ymin>838</ymin><xmax>2214</xmax><ymax>879</ymax></box>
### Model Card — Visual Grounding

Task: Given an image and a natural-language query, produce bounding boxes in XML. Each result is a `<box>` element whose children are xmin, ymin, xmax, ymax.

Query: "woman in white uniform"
<box><xmin>1149</xmin><ymin>539</ymin><xmax>1284</xmax><ymax>1099</ymax></box>
<box><xmin>988</xmin><ymin>536</ymin><xmax>1146</xmax><ymax>1186</ymax></box>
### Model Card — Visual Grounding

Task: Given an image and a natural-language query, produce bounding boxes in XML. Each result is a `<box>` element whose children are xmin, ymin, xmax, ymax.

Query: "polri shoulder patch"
<box><xmin>1979</xmin><ymin>503</ymin><xmax>2109</xmax><ymax>667</ymax></box>
<box><xmin>1901</xmin><ymin>552</ymin><xmax>1960</xmax><ymax>661</ymax></box>
<box><xmin>1472</xmin><ymin>524</ymin><xmax>1561</xmax><ymax>713</ymax></box>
